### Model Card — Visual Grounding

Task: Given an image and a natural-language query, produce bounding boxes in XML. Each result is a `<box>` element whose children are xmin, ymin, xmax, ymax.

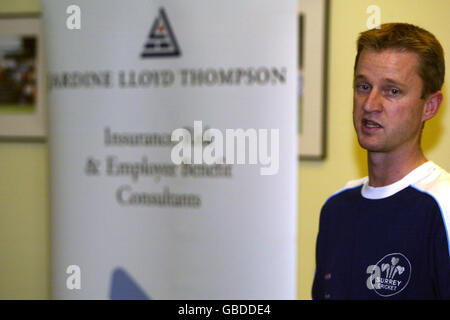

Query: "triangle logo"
<box><xmin>109</xmin><ymin>267</ymin><xmax>151</xmax><ymax>300</ymax></box>
<box><xmin>141</xmin><ymin>8</ymin><xmax>181</xmax><ymax>58</ymax></box>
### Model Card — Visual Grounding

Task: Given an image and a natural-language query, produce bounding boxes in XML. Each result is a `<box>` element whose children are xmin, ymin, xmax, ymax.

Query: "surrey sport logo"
<box><xmin>141</xmin><ymin>8</ymin><xmax>181</xmax><ymax>58</ymax></box>
<box><xmin>366</xmin><ymin>253</ymin><xmax>412</xmax><ymax>297</ymax></box>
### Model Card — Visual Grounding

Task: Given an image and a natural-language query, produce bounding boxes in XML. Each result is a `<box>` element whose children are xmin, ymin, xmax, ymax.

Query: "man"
<box><xmin>312</xmin><ymin>23</ymin><xmax>449</xmax><ymax>299</ymax></box>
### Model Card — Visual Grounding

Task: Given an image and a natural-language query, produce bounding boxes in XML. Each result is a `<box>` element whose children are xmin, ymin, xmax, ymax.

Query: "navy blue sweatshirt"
<box><xmin>312</xmin><ymin>161</ymin><xmax>450</xmax><ymax>299</ymax></box>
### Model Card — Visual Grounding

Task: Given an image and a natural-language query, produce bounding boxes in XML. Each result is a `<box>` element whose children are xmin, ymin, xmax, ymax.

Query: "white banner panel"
<box><xmin>43</xmin><ymin>0</ymin><xmax>297</xmax><ymax>299</ymax></box>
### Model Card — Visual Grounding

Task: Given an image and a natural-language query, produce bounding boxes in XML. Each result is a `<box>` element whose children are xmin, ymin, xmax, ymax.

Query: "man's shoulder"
<box><xmin>319</xmin><ymin>178</ymin><xmax>366</xmax><ymax>222</ymax></box>
<box><xmin>412</xmin><ymin>162</ymin><xmax>450</xmax><ymax>211</ymax></box>
<box><xmin>412</xmin><ymin>162</ymin><xmax>449</xmax><ymax>196</ymax></box>
<box><xmin>342</xmin><ymin>177</ymin><xmax>368</xmax><ymax>190</ymax></box>
<box><xmin>324</xmin><ymin>177</ymin><xmax>367</xmax><ymax>205</ymax></box>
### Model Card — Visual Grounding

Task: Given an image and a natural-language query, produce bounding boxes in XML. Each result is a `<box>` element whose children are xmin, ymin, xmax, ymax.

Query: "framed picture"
<box><xmin>298</xmin><ymin>0</ymin><xmax>329</xmax><ymax>160</ymax></box>
<box><xmin>0</xmin><ymin>14</ymin><xmax>46</xmax><ymax>140</ymax></box>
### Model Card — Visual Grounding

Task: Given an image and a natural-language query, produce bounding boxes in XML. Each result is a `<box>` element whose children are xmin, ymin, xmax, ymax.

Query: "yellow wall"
<box><xmin>0</xmin><ymin>0</ymin><xmax>449</xmax><ymax>299</ymax></box>
<box><xmin>0</xmin><ymin>0</ymin><xmax>48</xmax><ymax>299</ymax></box>
<box><xmin>0</xmin><ymin>0</ymin><xmax>40</xmax><ymax>14</ymax></box>
<box><xmin>0</xmin><ymin>143</ymin><xmax>49</xmax><ymax>299</ymax></box>
<box><xmin>297</xmin><ymin>0</ymin><xmax>450</xmax><ymax>299</ymax></box>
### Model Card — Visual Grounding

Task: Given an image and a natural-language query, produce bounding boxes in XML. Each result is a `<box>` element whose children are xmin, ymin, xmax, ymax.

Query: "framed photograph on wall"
<box><xmin>298</xmin><ymin>0</ymin><xmax>329</xmax><ymax>160</ymax></box>
<box><xmin>0</xmin><ymin>14</ymin><xmax>46</xmax><ymax>140</ymax></box>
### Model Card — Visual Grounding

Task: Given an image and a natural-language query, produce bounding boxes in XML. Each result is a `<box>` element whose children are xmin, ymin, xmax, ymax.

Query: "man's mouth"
<box><xmin>363</xmin><ymin>119</ymin><xmax>382</xmax><ymax>128</ymax></box>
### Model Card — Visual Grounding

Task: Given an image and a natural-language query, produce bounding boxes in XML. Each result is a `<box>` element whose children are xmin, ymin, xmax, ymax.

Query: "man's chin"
<box><xmin>357</xmin><ymin>139</ymin><xmax>387</xmax><ymax>153</ymax></box>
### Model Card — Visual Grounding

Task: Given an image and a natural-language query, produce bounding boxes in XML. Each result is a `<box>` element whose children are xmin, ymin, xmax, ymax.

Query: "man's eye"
<box><xmin>386</xmin><ymin>88</ymin><xmax>401</xmax><ymax>96</ymax></box>
<box><xmin>357</xmin><ymin>84</ymin><xmax>370</xmax><ymax>91</ymax></box>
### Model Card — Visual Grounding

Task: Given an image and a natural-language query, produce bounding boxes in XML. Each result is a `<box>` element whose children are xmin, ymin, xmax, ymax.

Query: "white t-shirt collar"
<box><xmin>361</xmin><ymin>161</ymin><xmax>436</xmax><ymax>199</ymax></box>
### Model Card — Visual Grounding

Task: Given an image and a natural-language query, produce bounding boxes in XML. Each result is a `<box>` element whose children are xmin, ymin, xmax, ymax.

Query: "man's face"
<box><xmin>353</xmin><ymin>49</ymin><xmax>426</xmax><ymax>154</ymax></box>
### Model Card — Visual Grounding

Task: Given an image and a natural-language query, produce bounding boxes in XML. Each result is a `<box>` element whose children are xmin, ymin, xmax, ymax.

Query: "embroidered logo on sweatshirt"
<box><xmin>366</xmin><ymin>253</ymin><xmax>411</xmax><ymax>297</ymax></box>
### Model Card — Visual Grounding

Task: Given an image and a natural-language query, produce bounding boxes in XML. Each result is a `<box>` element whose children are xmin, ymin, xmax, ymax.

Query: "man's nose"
<box><xmin>363</xmin><ymin>88</ymin><xmax>383</xmax><ymax>113</ymax></box>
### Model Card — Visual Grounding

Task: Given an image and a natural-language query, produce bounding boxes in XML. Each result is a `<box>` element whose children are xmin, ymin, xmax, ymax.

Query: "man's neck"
<box><xmin>367</xmin><ymin>147</ymin><xmax>428</xmax><ymax>187</ymax></box>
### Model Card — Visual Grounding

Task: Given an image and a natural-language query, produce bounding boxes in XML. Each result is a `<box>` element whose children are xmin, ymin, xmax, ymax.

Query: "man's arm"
<box><xmin>432</xmin><ymin>218</ymin><xmax>450</xmax><ymax>299</ymax></box>
<box><xmin>312</xmin><ymin>206</ymin><xmax>328</xmax><ymax>300</ymax></box>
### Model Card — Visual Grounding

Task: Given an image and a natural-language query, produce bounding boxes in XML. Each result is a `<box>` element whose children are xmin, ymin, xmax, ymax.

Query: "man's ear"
<box><xmin>422</xmin><ymin>91</ymin><xmax>443</xmax><ymax>122</ymax></box>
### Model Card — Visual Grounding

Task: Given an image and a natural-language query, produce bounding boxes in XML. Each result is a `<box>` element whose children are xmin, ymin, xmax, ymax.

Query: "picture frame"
<box><xmin>298</xmin><ymin>0</ymin><xmax>329</xmax><ymax>160</ymax></box>
<box><xmin>0</xmin><ymin>14</ymin><xmax>47</xmax><ymax>141</ymax></box>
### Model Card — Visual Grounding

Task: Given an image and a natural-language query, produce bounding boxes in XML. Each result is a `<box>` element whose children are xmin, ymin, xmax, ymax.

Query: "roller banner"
<box><xmin>43</xmin><ymin>0</ymin><xmax>297</xmax><ymax>299</ymax></box>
